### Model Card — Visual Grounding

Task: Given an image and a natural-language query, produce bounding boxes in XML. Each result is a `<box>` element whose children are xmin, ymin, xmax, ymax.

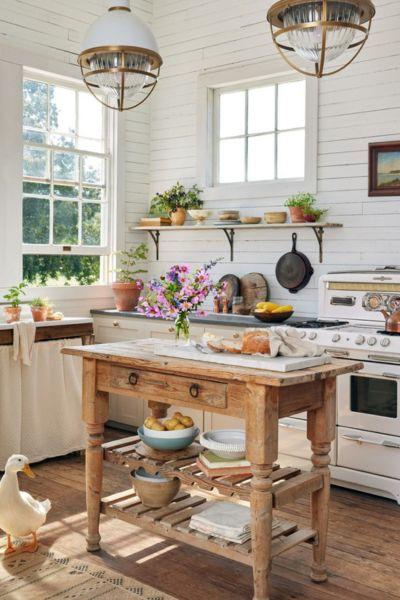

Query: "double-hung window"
<box><xmin>215</xmin><ymin>79</ymin><xmax>306</xmax><ymax>185</ymax></box>
<box><xmin>22</xmin><ymin>73</ymin><xmax>111</xmax><ymax>286</ymax></box>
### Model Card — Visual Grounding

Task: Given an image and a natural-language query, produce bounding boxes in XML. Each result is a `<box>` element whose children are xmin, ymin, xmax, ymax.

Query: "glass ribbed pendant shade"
<box><xmin>283</xmin><ymin>1</ymin><xmax>360</xmax><ymax>63</ymax></box>
<box><xmin>79</xmin><ymin>1</ymin><xmax>162</xmax><ymax>111</ymax></box>
<box><xmin>267</xmin><ymin>0</ymin><xmax>375</xmax><ymax>78</ymax></box>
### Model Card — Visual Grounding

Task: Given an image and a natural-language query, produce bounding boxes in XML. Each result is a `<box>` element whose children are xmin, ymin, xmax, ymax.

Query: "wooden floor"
<box><xmin>8</xmin><ymin>427</ymin><xmax>400</xmax><ymax>600</ymax></box>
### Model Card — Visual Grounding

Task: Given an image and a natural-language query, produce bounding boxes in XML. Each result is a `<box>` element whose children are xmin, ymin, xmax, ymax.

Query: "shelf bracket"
<box><xmin>222</xmin><ymin>228</ymin><xmax>235</xmax><ymax>262</ymax></box>
<box><xmin>149</xmin><ymin>230</ymin><xmax>160</xmax><ymax>260</ymax></box>
<box><xmin>312</xmin><ymin>227</ymin><xmax>325</xmax><ymax>263</ymax></box>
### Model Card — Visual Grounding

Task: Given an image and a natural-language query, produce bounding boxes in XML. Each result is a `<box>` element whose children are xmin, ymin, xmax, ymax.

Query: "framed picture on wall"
<box><xmin>369</xmin><ymin>141</ymin><xmax>400</xmax><ymax>196</ymax></box>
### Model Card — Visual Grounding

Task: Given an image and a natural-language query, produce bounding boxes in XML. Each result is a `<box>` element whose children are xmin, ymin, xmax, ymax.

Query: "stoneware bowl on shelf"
<box><xmin>200</xmin><ymin>429</ymin><xmax>246</xmax><ymax>460</ymax></box>
<box><xmin>131</xmin><ymin>468</ymin><xmax>181</xmax><ymax>508</ymax></box>
<box><xmin>264</xmin><ymin>211</ymin><xmax>287</xmax><ymax>224</ymax></box>
<box><xmin>188</xmin><ymin>209</ymin><xmax>212</xmax><ymax>226</ymax></box>
<box><xmin>138</xmin><ymin>426</ymin><xmax>199</xmax><ymax>451</ymax></box>
<box><xmin>253</xmin><ymin>310</ymin><xmax>293</xmax><ymax>323</ymax></box>
<box><xmin>240</xmin><ymin>217</ymin><xmax>261</xmax><ymax>225</ymax></box>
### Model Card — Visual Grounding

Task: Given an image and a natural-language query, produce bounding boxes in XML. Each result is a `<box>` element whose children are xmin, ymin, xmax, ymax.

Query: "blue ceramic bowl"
<box><xmin>138</xmin><ymin>426</ymin><xmax>199</xmax><ymax>451</ymax></box>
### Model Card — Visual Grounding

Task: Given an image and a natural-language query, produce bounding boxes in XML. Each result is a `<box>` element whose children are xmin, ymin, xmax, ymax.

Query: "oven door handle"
<box><xmin>381</xmin><ymin>372</ymin><xmax>400</xmax><ymax>380</ymax></box>
<box><xmin>340</xmin><ymin>434</ymin><xmax>400</xmax><ymax>449</ymax></box>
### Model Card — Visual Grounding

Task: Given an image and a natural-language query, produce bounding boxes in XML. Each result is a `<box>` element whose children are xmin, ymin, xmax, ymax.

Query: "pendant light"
<box><xmin>78</xmin><ymin>0</ymin><xmax>162</xmax><ymax>111</ymax></box>
<box><xmin>267</xmin><ymin>0</ymin><xmax>375</xmax><ymax>78</ymax></box>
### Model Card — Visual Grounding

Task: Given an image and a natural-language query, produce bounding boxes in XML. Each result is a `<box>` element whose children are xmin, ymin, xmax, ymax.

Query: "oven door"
<box><xmin>337</xmin><ymin>359</ymin><xmax>400</xmax><ymax>436</ymax></box>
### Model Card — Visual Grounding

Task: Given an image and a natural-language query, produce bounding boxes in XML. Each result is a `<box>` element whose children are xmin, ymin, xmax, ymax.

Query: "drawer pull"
<box><xmin>341</xmin><ymin>434</ymin><xmax>400</xmax><ymax>449</ymax></box>
<box><xmin>113</xmin><ymin>320</ymin><xmax>120</xmax><ymax>327</ymax></box>
<box><xmin>128</xmin><ymin>372</ymin><xmax>139</xmax><ymax>386</ymax></box>
<box><xmin>189</xmin><ymin>383</ymin><xmax>200</xmax><ymax>398</ymax></box>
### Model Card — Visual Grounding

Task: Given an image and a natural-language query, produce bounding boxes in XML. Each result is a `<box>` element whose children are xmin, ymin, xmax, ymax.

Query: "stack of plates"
<box><xmin>215</xmin><ymin>220</ymin><xmax>241</xmax><ymax>227</ymax></box>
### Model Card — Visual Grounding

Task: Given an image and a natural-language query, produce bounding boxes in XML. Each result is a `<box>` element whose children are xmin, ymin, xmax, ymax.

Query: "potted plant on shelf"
<box><xmin>285</xmin><ymin>192</ymin><xmax>316</xmax><ymax>223</ymax></box>
<box><xmin>150</xmin><ymin>182</ymin><xmax>203</xmax><ymax>226</ymax></box>
<box><xmin>3</xmin><ymin>282</ymin><xmax>27</xmax><ymax>323</ymax></box>
<box><xmin>303</xmin><ymin>207</ymin><xmax>328</xmax><ymax>223</ymax></box>
<box><xmin>30</xmin><ymin>297</ymin><xmax>49</xmax><ymax>322</ymax></box>
<box><xmin>112</xmin><ymin>242</ymin><xmax>148</xmax><ymax>312</ymax></box>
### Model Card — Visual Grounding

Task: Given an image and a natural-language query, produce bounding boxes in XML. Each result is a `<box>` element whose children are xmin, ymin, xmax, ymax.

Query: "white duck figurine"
<box><xmin>0</xmin><ymin>455</ymin><xmax>51</xmax><ymax>554</ymax></box>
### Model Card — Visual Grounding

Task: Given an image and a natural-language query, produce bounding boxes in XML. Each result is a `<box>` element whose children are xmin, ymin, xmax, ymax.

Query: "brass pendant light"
<box><xmin>267</xmin><ymin>0</ymin><xmax>375</xmax><ymax>78</ymax></box>
<box><xmin>78</xmin><ymin>1</ymin><xmax>162</xmax><ymax>111</ymax></box>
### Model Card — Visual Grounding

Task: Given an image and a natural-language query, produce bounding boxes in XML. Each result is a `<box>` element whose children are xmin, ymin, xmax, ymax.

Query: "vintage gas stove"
<box><xmin>279</xmin><ymin>267</ymin><xmax>400</xmax><ymax>504</ymax></box>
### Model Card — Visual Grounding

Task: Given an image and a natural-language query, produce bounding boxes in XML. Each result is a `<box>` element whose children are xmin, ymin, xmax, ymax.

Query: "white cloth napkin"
<box><xmin>13</xmin><ymin>321</ymin><xmax>36</xmax><ymax>366</ymax></box>
<box><xmin>268</xmin><ymin>326</ymin><xmax>325</xmax><ymax>358</ymax></box>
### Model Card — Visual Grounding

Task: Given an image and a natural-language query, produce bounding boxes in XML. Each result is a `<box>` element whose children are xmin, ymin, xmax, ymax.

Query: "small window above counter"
<box><xmin>130</xmin><ymin>222</ymin><xmax>343</xmax><ymax>263</ymax></box>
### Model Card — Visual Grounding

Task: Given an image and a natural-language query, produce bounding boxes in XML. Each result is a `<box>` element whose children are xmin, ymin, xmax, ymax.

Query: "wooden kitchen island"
<box><xmin>62</xmin><ymin>339</ymin><xmax>362</xmax><ymax>600</ymax></box>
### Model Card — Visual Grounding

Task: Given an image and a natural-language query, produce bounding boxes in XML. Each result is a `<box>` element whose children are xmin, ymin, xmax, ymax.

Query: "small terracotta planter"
<box><xmin>170</xmin><ymin>208</ymin><xmax>187</xmax><ymax>226</ymax></box>
<box><xmin>4</xmin><ymin>306</ymin><xmax>22</xmax><ymax>323</ymax></box>
<box><xmin>289</xmin><ymin>206</ymin><xmax>306</xmax><ymax>223</ymax></box>
<box><xmin>112</xmin><ymin>281</ymin><xmax>141</xmax><ymax>311</ymax></box>
<box><xmin>31</xmin><ymin>306</ymin><xmax>48</xmax><ymax>322</ymax></box>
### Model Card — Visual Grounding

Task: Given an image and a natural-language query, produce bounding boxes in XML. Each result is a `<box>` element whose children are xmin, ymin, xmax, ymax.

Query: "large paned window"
<box><xmin>215</xmin><ymin>79</ymin><xmax>306</xmax><ymax>185</ymax></box>
<box><xmin>22</xmin><ymin>74</ymin><xmax>110</xmax><ymax>286</ymax></box>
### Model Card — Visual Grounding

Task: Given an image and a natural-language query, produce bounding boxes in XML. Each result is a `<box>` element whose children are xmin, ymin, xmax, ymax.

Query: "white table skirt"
<box><xmin>0</xmin><ymin>338</ymin><xmax>85</xmax><ymax>469</ymax></box>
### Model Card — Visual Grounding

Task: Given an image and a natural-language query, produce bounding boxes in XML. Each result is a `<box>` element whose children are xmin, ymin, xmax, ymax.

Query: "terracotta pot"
<box><xmin>112</xmin><ymin>281</ymin><xmax>141</xmax><ymax>312</ymax></box>
<box><xmin>31</xmin><ymin>306</ymin><xmax>48</xmax><ymax>322</ymax></box>
<box><xmin>4</xmin><ymin>306</ymin><xmax>21</xmax><ymax>323</ymax></box>
<box><xmin>170</xmin><ymin>208</ymin><xmax>187</xmax><ymax>226</ymax></box>
<box><xmin>289</xmin><ymin>206</ymin><xmax>306</xmax><ymax>223</ymax></box>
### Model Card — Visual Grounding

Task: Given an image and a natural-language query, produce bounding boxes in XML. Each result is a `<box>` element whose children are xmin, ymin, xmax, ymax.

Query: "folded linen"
<box><xmin>13</xmin><ymin>320</ymin><xmax>36</xmax><ymax>366</ymax></box>
<box><xmin>268</xmin><ymin>326</ymin><xmax>325</xmax><ymax>358</ymax></box>
<box><xmin>189</xmin><ymin>501</ymin><xmax>251</xmax><ymax>543</ymax></box>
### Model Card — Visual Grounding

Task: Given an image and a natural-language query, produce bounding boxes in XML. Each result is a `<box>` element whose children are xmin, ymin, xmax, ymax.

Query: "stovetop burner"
<box><xmin>377</xmin><ymin>330</ymin><xmax>400</xmax><ymax>336</ymax></box>
<box><xmin>290</xmin><ymin>320</ymin><xmax>349</xmax><ymax>329</ymax></box>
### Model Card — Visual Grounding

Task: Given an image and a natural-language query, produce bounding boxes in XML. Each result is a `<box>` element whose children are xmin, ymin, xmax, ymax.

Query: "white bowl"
<box><xmin>143</xmin><ymin>422</ymin><xmax>197</xmax><ymax>439</ymax></box>
<box><xmin>188</xmin><ymin>210</ymin><xmax>212</xmax><ymax>225</ymax></box>
<box><xmin>200</xmin><ymin>429</ymin><xmax>246</xmax><ymax>460</ymax></box>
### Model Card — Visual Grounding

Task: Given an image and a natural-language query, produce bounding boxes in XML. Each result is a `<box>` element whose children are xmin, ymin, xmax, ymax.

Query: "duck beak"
<box><xmin>22</xmin><ymin>464</ymin><xmax>35</xmax><ymax>478</ymax></box>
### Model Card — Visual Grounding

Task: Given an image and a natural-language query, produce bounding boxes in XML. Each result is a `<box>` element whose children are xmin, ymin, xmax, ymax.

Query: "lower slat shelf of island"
<box><xmin>101</xmin><ymin>488</ymin><xmax>316</xmax><ymax>566</ymax></box>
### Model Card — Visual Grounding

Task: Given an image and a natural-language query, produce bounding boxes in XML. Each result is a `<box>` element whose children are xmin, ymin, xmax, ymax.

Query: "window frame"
<box><xmin>213</xmin><ymin>79</ymin><xmax>306</xmax><ymax>185</ymax></box>
<box><xmin>197</xmin><ymin>63</ymin><xmax>318</xmax><ymax>202</ymax></box>
<box><xmin>22</xmin><ymin>70</ymin><xmax>111</xmax><ymax>258</ymax></box>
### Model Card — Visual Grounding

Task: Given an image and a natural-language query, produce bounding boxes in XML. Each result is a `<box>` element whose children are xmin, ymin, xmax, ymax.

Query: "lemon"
<box><xmin>272</xmin><ymin>305</ymin><xmax>293</xmax><ymax>313</ymax></box>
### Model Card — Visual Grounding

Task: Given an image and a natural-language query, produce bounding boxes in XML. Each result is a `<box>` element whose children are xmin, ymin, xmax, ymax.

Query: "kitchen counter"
<box><xmin>90</xmin><ymin>309</ymin><xmax>307</xmax><ymax>328</ymax></box>
<box><xmin>0</xmin><ymin>317</ymin><xmax>93</xmax><ymax>330</ymax></box>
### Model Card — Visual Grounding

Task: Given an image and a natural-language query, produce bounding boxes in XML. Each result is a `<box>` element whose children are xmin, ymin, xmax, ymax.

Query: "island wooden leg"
<box><xmin>246</xmin><ymin>384</ymin><xmax>279</xmax><ymax>600</ymax></box>
<box><xmin>307</xmin><ymin>377</ymin><xmax>336</xmax><ymax>583</ymax></box>
<box><xmin>82</xmin><ymin>358</ymin><xmax>109</xmax><ymax>552</ymax></box>
<box><xmin>148</xmin><ymin>400</ymin><xmax>170</xmax><ymax>419</ymax></box>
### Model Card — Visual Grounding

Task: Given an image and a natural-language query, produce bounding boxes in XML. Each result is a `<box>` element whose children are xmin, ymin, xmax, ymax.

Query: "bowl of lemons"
<box><xmin>139</xmin><ymin>412</ymin><xmax>199</xmax><ymax>451</ymax></box>
<box><xmin>253</xmin><ymin>301</ymin><xmax>294</xmax><ymax>323</ymax></box>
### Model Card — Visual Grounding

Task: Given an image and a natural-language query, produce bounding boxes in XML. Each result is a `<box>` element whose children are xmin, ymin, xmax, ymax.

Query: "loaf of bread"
<box><xmin>242</xmin><ymin>330</ymin><xmax>271</xmax><ymax>355</ymax></box>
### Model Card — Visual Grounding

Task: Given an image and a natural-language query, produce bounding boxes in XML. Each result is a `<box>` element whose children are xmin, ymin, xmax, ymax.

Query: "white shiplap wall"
<box><xmin>145</xmin><ymin>0</ymin><xmax>400</xmax><ymax>316</ymax></box>
<box><xmin>0</xmin><ymin>0</ymin><xmax>153</xmax><ymax>311</ymax></box>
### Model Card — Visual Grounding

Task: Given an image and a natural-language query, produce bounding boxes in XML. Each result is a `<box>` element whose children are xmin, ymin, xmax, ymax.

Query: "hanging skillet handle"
<box><xmin>291</xmin><ymin>232</ymin><xmax>298</xmax><ymax>252</ymax></box>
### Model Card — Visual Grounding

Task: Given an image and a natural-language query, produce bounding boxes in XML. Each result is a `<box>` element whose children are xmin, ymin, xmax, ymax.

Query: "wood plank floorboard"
<box><xmin>4</xmin><ymin>427</ymin><xmax>400</xmax><ymax>600</ymax></box>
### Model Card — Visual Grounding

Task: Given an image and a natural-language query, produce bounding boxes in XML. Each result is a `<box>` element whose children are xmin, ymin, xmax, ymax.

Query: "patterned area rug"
<box><xmin>0</xmin><ymin>543</ymin><xmax>177</xmax><ymax>600</ymax></box>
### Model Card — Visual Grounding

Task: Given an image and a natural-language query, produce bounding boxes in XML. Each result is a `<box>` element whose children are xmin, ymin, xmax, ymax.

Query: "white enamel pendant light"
<box><xmin>78</xmin><ymin>0</ymin><xmax>162</xmax><ymax>111</ymax></box>
<box><xmin>267</xmin><ymin>0</ymin><xmax>375</xmax><ymax>77</ymax></box>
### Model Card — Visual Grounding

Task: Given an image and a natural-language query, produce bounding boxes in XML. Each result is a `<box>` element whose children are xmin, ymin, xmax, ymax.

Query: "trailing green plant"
<box><xmin>3</xmin><ymin>282</ymin><xmax>27</xmax><ymax>307</ymax></box>
<box><xmin>285</xmin><ymin>192</ymin><xmax>316</xmax><ymax>210</ymax></box>
<box><xmin>150</xmin><ymin>182</ymin><xmax>203</xmax><ymax>215</ymax></box>
<box><xmin>29</xmin><ymin>297</ymin><xmax>49</xmax><ymax>308</ymax></box>
<box><xmin>303</xmin><ymin>207</ymin><xmax>328</xmax><ymax>222</ymax></box>
<box><xmin>114</xmin><ymin>242</ymin><xmax>149</xmax><ymax>283</ymax></box>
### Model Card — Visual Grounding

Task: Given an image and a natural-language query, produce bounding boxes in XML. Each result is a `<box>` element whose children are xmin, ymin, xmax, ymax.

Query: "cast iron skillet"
<box><xmin>275</xmin><ymin>233</ymin><xmax>314</xmax><ymax>294</ymax></box>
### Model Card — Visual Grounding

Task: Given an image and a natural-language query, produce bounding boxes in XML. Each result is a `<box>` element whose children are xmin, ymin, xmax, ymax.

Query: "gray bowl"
<box><xmin>138</xmin><ymin>426</ymin><xmax>199</xmax><ymax>451</ymax></box>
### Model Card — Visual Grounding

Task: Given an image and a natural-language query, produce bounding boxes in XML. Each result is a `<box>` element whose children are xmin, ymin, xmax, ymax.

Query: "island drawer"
<box><xmin>99</xmin><ymin>364</ymin><xmax>227</xmax><ymax>409</ymax></box>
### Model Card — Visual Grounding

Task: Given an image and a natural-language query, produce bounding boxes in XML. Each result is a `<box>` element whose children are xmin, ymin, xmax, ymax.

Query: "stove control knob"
<box><xmin>355</xmin><ymin>335</ymin><xmax>365</xmax><ymax>345</ymax></box>
<box><xmin>367</xmin><ymin>337</ymin><xmax>377</xmax><ymax>346</ymax></box>
<box><xmin>380</xmin><ymin>337</ymin><xmax>391</xmax><ymax>347</ymax></box>
<box><xmin>332</xmin><ymin>334</ymin><xmax>341</xmax><ymax>343</ymax></box>
<box><xmin>300</xmin><ymin>331</ymin><xmax>307</xmax><ymax>339</ymax></box>
<box><xmin>309</xmin><ymin>332</ymin><xmax>317</xmax><ymax>340</ymax></box>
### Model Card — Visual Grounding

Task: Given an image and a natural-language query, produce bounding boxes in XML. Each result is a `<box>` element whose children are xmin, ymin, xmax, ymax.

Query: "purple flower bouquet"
<box><xmin>138</xmin><ymin>259</ymin><xmax>225</xmax><ymax>342</ymax></box>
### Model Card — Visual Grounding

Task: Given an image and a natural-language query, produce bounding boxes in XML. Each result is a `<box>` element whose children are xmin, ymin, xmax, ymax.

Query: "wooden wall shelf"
<box><xmin>131</xmin><ymin>223</ymin><xmax>343</xmax><ymax>263</ymax></box>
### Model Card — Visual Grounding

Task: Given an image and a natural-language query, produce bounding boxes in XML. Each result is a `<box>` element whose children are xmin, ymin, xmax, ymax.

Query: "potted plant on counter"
<box><xmin>150</xmin><ymin>182</ymin><xmax>203</xmax><ymax>226</ymax></box>
<box><xmin>285</xmin><ymin>192</ymin><xmax>316</xmax><ymax>223</ymax></box>
<box><xmin>3</xmin><ymin>282</ymin><xmax>27</xmax><ymax>323</ymax></box>
<box><xmin>30</xmin><ymin>297</ymin><xmax>49</xmax><ymax>322</ymax></box>
<box><xmin>112</xmin><ymin>242</ymin><xmax>148</xmax><ymax>312</ymax></box>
